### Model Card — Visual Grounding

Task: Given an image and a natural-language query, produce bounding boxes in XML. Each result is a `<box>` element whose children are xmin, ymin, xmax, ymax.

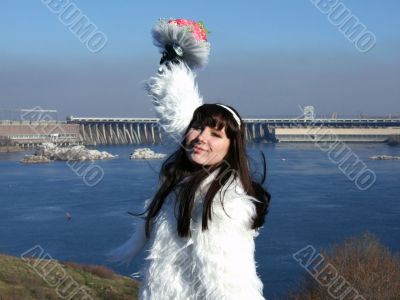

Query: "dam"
<box><xmin>70</xmin><ymin>117</ymin><xmax>162</xmax><ymax>145</ymax></box>
<box><xmin>1</xmin><ymin>115</ymin><xmax>400</xmax><ymax>147</ymax></box>
<box><xmin>66</xmin><ymin>116</ymin><xmax>400</xmax><ymax>145</ymax></box>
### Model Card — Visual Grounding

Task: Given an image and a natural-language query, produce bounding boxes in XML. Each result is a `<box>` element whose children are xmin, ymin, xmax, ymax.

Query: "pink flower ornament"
<box><xmin>168</xmin><ymin>18</ymin><xmax>209</xmax><ymax>42</ymax></box>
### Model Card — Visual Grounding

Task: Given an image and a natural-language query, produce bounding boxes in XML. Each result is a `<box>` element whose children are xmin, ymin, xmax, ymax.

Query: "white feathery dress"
<box><xmin>114</xmin><ymin>171</ymin><xmax>265</xmax><ymax>300</ymax></box>
<box><xmin>144</xmin><ymin>171</ymin><xmax>264</xmax><ymax>300</ymax></box>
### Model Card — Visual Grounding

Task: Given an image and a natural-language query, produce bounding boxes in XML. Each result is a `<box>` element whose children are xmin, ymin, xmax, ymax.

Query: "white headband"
<box><xmin>216</xmin><ymin>104</ymin><xmax>241</xmax><ymax>128</ymax></box>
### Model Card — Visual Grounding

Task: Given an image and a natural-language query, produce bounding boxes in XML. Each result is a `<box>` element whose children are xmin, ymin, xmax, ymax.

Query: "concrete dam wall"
<box><xmin>2</xmin><ymin>117</ymin><xmax>400</xmax><ymax>146</ymax></box>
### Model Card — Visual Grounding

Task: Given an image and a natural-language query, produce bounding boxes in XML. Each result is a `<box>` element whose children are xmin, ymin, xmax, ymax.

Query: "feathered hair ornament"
<box><xmin>146</xmin><ymin>18</ymin><xmax>211</xmax><ymax>136</ymax></box>
<box><xmin>151</xmin><ymin>18</ymin><xmax>210</xmax><ymax>69</ymax></box>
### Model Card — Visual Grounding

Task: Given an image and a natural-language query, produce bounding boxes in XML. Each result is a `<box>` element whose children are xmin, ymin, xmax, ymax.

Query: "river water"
<box><xmin>0</xmin><ymin>143</ymin><xmax>399</xmax><ymax>299</ymax></box>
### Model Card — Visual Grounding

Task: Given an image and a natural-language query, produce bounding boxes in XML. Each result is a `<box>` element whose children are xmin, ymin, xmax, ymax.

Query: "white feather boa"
<box><xmin>145</xmin><ymin>63</ymin><xmax>203</xmax><ymax>136</ymax></box>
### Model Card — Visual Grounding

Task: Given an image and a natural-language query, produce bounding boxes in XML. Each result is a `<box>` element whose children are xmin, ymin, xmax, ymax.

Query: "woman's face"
<box><xmin>185</xmin><ymin>124</ymin><xmax>230</xmax><ymax>166</ymax></box>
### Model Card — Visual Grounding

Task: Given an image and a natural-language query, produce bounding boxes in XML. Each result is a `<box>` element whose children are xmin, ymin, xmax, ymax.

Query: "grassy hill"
<box><xmin>0</xmin><ymin>253</ymin><xmax>139</xmax><ymax>300</ymax></box>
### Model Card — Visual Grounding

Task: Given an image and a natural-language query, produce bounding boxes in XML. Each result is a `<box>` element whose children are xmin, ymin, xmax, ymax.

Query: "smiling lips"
<box><xmin>193</xmin><ymin>145</ymin><xmax>207</xmax><ymax>154</ymax></box>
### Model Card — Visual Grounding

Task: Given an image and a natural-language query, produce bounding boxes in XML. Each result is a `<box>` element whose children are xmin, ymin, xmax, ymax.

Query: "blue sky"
<box><xmin>0</xmin><ymin>0</ymin><xmax>399</xmax><ymax>118</ymax></box>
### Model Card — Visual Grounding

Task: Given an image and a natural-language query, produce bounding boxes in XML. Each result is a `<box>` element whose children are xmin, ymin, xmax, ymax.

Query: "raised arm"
<box><xmin>145</xmin><ymin>62</ymin><xmax>203</xmax><ymax>136</ymax></box>
<box><xmin>145</xmin><ymin>18</ymin><xmax>210</xmax><ymax>137</ymax></box>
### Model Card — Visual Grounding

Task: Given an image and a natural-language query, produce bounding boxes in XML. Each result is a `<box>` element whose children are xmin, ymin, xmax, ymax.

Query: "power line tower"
<box><xmin>303</xmin><ymin>106</ymin><xmax>315</xmax><ymax>120</ymax></box>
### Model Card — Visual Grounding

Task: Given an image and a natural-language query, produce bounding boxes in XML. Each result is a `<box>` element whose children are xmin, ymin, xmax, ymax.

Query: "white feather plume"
<box><xmin>146</xmin><ymin>63</ymin><xmax>203</xmax><ymax>136</ymax></box>
<box><xmin>151</xmin><ymin>19</ymin><xmax>210</xmax><ymax>69</ymax></box>
<box><xmin>108</xmin><ymin>216</ymin><xmax>148</xmax><ymax>265</ymax></box>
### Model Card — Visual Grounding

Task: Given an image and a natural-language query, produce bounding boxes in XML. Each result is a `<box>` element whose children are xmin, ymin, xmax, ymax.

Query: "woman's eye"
<box><xmin>211</xmin><ymin>132</ymin><xmax>222</xmax><ymax>138</ymax></box>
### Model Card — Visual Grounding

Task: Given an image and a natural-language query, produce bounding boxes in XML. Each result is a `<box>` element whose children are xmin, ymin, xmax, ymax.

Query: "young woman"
<box><xmin>111</xmin><ymin>18</ymin><xmax>271</xmax><ymax>300</ymax></box>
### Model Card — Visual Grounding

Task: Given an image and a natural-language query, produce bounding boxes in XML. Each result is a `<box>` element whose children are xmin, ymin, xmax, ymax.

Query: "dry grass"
<box><xmin>63</xmin><ymin>261</ymin><xmax>116</xmax><ymax>279</ymax></box>
<box><xmin>0</xmin><ymin>253</ymin><xmax>139</xmax><ymax>300</ymax></box>
<box><xmin>288</xmin><ymin>232</ymin><xmax>400</xmax><ymax>300</ymax></box>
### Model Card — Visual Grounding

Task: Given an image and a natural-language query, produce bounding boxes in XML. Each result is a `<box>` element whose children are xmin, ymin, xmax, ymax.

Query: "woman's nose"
<box><xmin>196</xmin><ymin>128</ymin><xmax>208</xmax><ymax>143</ymax></box>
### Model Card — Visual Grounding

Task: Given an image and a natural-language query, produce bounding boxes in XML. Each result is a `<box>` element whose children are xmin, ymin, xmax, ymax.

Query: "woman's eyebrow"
<box><xmin>211</xmin><ymin>128</ymin><xmax>226</xmax><ymax>136</ymax></box>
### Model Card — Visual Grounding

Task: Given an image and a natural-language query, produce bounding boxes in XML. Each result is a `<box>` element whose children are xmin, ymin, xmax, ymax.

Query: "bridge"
<box><xmin>67</xmin><ymin>116</ymin><xmax>400</xmax><ymax>145</ymax></box>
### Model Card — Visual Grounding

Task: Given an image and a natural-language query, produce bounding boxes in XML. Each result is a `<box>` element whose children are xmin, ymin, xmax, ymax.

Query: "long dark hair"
<box><xmin>144</xmin><ymin>104</ymin><xmax>271</xmax><ymax>237</ymax></box>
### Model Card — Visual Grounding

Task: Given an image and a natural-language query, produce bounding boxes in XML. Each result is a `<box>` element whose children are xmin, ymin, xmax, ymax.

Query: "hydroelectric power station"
<box><xmin>1</xmin><ymin>107</ymin><xmax>400</xmax><ymax>147</ymax></box>
<box><xmin>66</xmin><ymin>116</ymin><xmax>400</xmax><ymax>145</ymax></box>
